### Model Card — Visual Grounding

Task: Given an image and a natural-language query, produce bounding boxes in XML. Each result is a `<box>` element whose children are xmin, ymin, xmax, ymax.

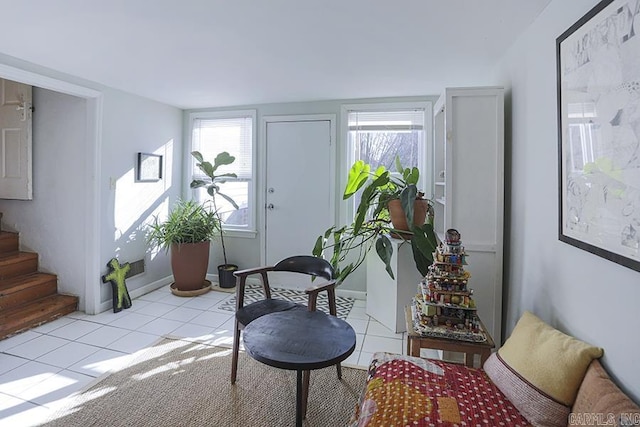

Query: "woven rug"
<box><xmin>217</xmin><ymin>283</ymin><xmax>356</xmax><ymax>320</ymax></box>
<box><xmin>43</xmin><ymin>337</ymin><xmax>366</xmax><ymax>427</ymax></box>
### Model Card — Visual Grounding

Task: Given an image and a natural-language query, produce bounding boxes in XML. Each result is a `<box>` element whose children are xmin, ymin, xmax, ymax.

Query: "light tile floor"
<box><xmin>0</xmin><ymin>285</ymin><xmax>409</xmax><ymax>426</ymax></box>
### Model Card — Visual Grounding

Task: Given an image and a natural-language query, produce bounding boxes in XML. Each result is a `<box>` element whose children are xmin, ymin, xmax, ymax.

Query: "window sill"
<box><xmin>222</xmin><ymin>228</ymin><xmax>258</xmax><ymax>239</ymax></box>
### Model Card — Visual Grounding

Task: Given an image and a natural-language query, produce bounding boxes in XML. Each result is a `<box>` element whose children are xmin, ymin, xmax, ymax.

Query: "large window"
<box><xmin>190</xmin><ymin>110</ymin><xmax>256</xmax><ymax>233</ymax></box>
<box><xmin>343</xmin><ymin>102</ymin><xmax>432</xmax><ymax>218</ymax></box>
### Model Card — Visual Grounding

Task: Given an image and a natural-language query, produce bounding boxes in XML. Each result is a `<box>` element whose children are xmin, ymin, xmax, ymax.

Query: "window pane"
<box><xmin>352</xmin><ymin>130</ymin><xmax>420</xmax><ymax>170</ymax></box>
<box><xmin>195</xmin><ymin>181</ymin><xmax>249</xmax><ymax>227</ymax></box>
<box><xmin>346</xmin><ymin>106</ymin><xmax>428</xmax><ymax>219</ymax></box>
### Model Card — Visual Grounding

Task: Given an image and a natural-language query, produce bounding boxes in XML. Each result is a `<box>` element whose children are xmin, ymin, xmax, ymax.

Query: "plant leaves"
<box><xmin>411</xmin><ymin>223</ymin><xmax>437</xmax><ymax>263</ymax></box>
<box><xmin>217</xmin><ymin>192</ymin><xmax>240</xmax><ymax>210</ymax></box>
<box><xmin>337</xmin><ymin>263</ymin><xmax>354</xmax><ymax>284</ymax></box>
<box><xmin>344</xmin><ymin>160</ymin><xmax>371</xmax><ymax>200</ymax></box>
<box><xmin>395</xmin><ymin>156</ymin><xmax>403</xmax><ymax>173</ymax></box>
<box><xmin>191</xmin><ymin>151</ymin><xmax>204</xmax><ymax>163</ymax></box>
<box><xmin>200</xmin><ymin>161</ymin><xmax>215</xmax><ymax>178</ymax></box>
<box><xmin>406</xmin><ymin>167</ymin><xmax>419</xmax><ymax>185</ymax></box>
<box><xmin>312</xmin><ymin>235</ymin><xmax>324</xmax><ymax>257</ymax></box>
<box><xmin>353</xmin><ymin>182</ymin><xmax>376</xmax><ymax>233</ymax></box>
<box><xmin>375</xmin><ymin>235</ymin><xmax>395</xmax><ymax>279</ymax></box>
<box><xmin>411</xmin><ymin>237</ymin><xmax>431</xmax><ymax>277</ymax></box>
<box><xmin>212</xmin><ymin>152</ymin><xmax>236</xmax><ymax>173</ymax></box>
<box><xmin>206</xmin><ymin>185</ymin><xmax>219</xmax><ymax>197</ymax></box>
<box><xmin>400</xmin><ymin>185</ymin><xmax>417</xmax><ymax>225</ymax></box>
<box><xmin>214</xmin><ymin>173</ymin><xmax>238</xmax><ymax>181</ymax></box>
<box><xmin>190</xmin><ymin>179</ymin><xmax>207</xmax><ymax>189</ymax></box>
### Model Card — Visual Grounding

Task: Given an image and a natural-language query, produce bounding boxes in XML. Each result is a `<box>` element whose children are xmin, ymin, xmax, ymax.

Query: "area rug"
<box><xmin>217</xmin><ymin>282</ymin><xmax>356</xmax><ymax>320</ymax></box>
<box><xmin>42</xmin><ymin>336</ymin><xmax>366</xmax><ymax>427</ymax></box>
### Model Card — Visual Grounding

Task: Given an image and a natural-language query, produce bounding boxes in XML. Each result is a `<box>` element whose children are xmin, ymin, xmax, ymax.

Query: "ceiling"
<box><xmin>0</xmin><ymin>0</ymin><xmax>552</xmax><ymax>109</ymax></box>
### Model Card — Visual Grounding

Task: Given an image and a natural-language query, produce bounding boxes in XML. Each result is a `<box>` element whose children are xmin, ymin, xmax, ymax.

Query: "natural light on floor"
<box><xmin>0</xmin><ymin>284</ymin><xmax>394</xmax><ymax>426</ymax></box>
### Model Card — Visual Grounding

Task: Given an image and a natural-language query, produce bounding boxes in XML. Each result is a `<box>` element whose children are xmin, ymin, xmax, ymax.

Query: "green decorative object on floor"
<box><xmin>101</xmin><ymin>258</ymin><xmax>133</xmax><ymax>313</ymax></box>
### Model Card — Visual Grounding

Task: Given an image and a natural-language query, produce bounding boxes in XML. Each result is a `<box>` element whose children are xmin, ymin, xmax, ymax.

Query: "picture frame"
<box><xmin>557</xmin><ymin>0</ymin><xmax>640</xmax><ymax>272</ymax></box>
<box><xmin>136</xmin><ymin>152</ymin><xmax>163</xmax><ymax>182</ymax></box>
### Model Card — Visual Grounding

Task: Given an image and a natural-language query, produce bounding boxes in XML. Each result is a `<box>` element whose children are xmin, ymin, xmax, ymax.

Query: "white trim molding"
<box><xmin>0</xmin><ymin>62</ymin><xmax>103</xmax><ymax>314</ymax></box>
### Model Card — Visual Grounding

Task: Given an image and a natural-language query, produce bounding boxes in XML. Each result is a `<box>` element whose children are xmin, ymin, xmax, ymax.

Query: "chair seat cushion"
<box><xmin>236</xmin><ymin>299</ymin><xmax>304</xmax><ymax>326</ymax></box>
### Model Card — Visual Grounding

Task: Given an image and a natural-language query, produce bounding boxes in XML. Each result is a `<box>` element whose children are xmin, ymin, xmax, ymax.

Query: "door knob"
<box><xmin>268</xmin><ymin>188</ymin><xmax>275</xmax><ymax>193</ymax></box>
<box><xmin>267</xmin><ymin>203</ymin><xmax>275</xmax><ymax>210</ymax></box>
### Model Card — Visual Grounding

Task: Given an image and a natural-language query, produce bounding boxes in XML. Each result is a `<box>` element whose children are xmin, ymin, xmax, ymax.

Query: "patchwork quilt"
<box><xmin>349</xmin><ymin>352</ymin><xmax>531</xmax><ymax>427</ymax></box>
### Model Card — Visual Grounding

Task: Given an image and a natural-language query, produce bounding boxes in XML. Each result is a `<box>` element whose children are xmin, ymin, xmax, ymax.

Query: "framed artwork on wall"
<box><xmin>557</xmin><ymin>0</ymin><xmax>640</xmax><ymax>272</ymax></box>
<box><xmin>136</xmin><ymin>152</ymin><xmax>163</xmax><ymax>182</ymax></box>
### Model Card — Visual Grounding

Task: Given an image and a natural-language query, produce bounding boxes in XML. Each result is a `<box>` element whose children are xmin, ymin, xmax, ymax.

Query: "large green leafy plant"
<box><xmin>189</xmin><ymin>151</ymin><xmax>239</xmax><ymax>265</ymax></box>
<box><xmin>147</xmin><ymin>199</ymin><xmax>220</xmax><ymax>251</ymax></box>
<box><xmin>313</xmin><ymin>157</ymin><xmax>438</xmax><ymax>284</ymax></box>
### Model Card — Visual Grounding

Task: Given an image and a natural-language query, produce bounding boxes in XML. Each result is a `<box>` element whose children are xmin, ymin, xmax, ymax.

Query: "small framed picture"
<box><xmin>136</xmin><ymin>153</ymin><xmax>163</xmax><ymax>182</ymax></box>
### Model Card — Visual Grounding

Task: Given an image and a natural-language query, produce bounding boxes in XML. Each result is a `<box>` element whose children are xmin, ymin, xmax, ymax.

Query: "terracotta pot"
<box><xmin>171</xmin><ymin>241</ymin><xmax>210</xmax><ymax>291</ymax></box>
<box><xmin>388</xmin><ymin>199</ymin><xmax>432</xmax><ymax>237</ymax></box>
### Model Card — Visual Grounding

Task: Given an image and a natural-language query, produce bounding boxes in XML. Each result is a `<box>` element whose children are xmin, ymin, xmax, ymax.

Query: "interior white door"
<box><xmin>0</xmin><ymin>78</ymin><xmax>33</xmax><ymax>200</ymax></box>
<box><xmin>265</xmin><ymin>119</ymin><xmax>333</xmax><ymax>289</ymax></box>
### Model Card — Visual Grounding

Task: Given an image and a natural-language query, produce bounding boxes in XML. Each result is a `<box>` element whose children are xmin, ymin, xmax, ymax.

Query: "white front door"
<box><xmin>0</xmin><ymin>78</ymin><xmax>33</xmax><ymax>200</ymax></box>
<box><xmin>264</xmin><ymin>117</ymin><xmax>334</xmax><ymax>289</ymax></box>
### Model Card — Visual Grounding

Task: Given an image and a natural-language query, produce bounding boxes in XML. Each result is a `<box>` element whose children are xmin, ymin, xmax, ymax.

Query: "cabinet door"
<box><xmin>433</xmin><ymin>87</ymin><xmax>505</xmax><ymax>344</ymax></box>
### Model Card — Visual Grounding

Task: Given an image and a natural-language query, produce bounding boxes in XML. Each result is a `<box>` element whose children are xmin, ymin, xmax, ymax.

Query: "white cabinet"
<box><xmin>432</xmin><ymin>87</ymin><xmax>505</xmax><ymax>344</ymax></box>
<box><xmin>366</xmin><ymin>238</ymin><xmax>423</xmax><ymax>333</ymax></box>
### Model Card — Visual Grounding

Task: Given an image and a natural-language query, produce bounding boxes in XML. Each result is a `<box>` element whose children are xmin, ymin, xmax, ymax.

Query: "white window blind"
<box><xmin>190</xmin><ymin>112</ymin><xmax>255</xmax><ymax>231</ymax></box>
<box><xmin>348</xmin><ymin>110</ymin><xmax>425</xmax><ymax>132</ymax></box>
<box><xmin>343</xmin><ymin>103</ymin><xmax>431</xmax><ymax>220</ymax></box>
<box><xmin>192</xmin><ymin>116</ymin><xmax>253</xmax><ymax>180</ymax></box>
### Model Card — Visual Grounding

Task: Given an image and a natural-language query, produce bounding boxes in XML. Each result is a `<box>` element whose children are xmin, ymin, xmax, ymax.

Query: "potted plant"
<box><xmin>190</xmin><ymin>151</ymin><xmax>240</xmax><ymax>288</ymax></box>
<box><xmin>148</xmin><ymin>199</ymin><xmax>220</xmax><ymax>295</ymax></box>
<box><xmin>313</xmin><ymin>157</ymin><xmax>438</xmax><ymax>284</ymax></box>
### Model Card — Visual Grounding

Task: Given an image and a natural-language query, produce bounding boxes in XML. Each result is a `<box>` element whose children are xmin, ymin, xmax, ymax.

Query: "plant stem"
<box><xmin>211</xmin><ymin>195</ymin><xmax>228</xmax><ymax>265</ymax></box>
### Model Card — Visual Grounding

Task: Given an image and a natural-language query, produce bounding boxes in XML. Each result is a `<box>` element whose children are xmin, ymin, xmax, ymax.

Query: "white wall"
<box><xmin>99</xmin><ymin>88</ymin><xmax>183</xmax><ymax>304</ymax></box>
<box><xmin>0</xmin><ymin>88</ymin><xmax>87</xmax><ymax>302</ymax></box>
<box><xmin>185</xmin><ymin>95</ymin><xmax>437</xmax><ymax>294</ymax></box>
<box><xmin>0</xmin><ymin>53</ymin><xmax>183</xmax><ymax>311</ymax></box>
<box><xmin>498</xmin><ymin>0</ymin><xmax>640</xmax><ymax>402</ymax></box>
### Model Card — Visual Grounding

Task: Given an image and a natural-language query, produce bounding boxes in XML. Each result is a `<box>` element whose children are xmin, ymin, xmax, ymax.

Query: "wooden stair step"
<box><xmin>0</xmin><ymin>231</ymin><xmax>19</xmax><ymax>254</ymax></box>
<box><xmin>0</xmin><ymin>252</ymin><xmax>38</xmax><ymax>279</ymax></box>
<box><xmin>0</xmin><ymin>294</ymin><xmax>78</xmax><ymax>340</ymax></box>
<box><xmin>0</xmin><ymin>273</ymin><xmax>58</xmax><ymax>311</ymax></box>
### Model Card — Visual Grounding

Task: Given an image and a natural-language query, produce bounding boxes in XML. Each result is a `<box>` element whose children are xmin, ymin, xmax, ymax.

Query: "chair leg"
<box><xmin>336</xmin><ymin>362</ymin><xmax>342</xmax><ymax>379</ymax></box>
<box><xmin>302</xmin><ymin>370</ymin><xmax>310</xmax><ymax>419</ymax></box>
<box><xmin>231</xmin><ymin>319</ymin><xmax>241</xmax><ymax>384</ymax></box>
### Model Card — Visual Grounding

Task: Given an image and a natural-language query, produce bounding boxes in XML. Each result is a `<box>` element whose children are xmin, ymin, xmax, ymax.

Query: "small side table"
<box><xmin>243</xmin><ymin>310</ymin><xmax>356</xmax><ymax>427</ymax></box>
<box><xmin>405</xmin><ymin>306</ymin><xmax>495</xmax><ymax>367</ymax></box>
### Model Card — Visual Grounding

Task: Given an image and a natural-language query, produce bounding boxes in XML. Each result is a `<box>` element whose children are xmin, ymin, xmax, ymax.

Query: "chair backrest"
<box><xmin>273</xmin><ymin>255</ymin><xmax>334</xmax><ymax>281</ymax></box>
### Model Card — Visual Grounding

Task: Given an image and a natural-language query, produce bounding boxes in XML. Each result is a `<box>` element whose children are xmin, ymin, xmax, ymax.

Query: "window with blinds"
<box><xmin>190</xmin><ymin>111</ymin><xmax>256</xmax><ymax>231</ymax></box>
<box><xmin>347</xmin><ymin>108</ymin><xmax>426</xmax><ymax>174</ymax></box>
<box><xmin>344</xmin><ymin>103</ymin><xmax>430</xmax><ymax>218</ymax></box>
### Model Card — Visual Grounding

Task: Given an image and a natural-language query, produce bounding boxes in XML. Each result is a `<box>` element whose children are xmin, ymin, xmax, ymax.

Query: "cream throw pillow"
<box><xmin>497</xmin><ymin>311</ymin><xmax>603</xmax><ymax>406</ymax></box>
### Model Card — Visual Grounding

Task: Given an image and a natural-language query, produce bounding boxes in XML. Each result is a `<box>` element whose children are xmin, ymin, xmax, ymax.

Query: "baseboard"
<box><xmin>98</xmin><ymin>275</ymin><xmax>173</xmax><ymax>313</ymax></box>
<box><xmin>98</xmin><ymin>274</ymin><xmax>366</xmax><ymax>313</ymax></box>
<box><xmin>336</xmin><ymin>288</ymin><xmax>366</xmax><ymax>301</ymax></box>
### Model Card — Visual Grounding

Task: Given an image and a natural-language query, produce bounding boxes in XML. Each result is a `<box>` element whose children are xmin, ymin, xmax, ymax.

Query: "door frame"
<box><xmin>259</xmin><ymin>114</ymin><xmax>336</xmax><ymax>265</ymax></box>
<box><xmin>0</xmin><ymin>63</ymin><xmax>103</xmax><ymax>314</ymax></box>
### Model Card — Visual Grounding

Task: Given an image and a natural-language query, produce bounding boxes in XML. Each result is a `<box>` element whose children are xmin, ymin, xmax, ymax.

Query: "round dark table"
<box><xmin>243</xmin><ymin>309</ymin><xmax>356</xmax><ymax>427</ymax></box>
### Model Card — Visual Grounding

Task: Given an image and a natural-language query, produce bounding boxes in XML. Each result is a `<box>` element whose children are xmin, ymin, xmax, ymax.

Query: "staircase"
<box><xmin>0</xmin><ymin>214</ymin><xmax>78</xmax><ymax>339</ymax></box>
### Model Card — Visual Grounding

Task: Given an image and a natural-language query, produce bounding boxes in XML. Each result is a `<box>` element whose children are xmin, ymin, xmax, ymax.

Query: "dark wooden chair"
<box><xmin>231</xmin><ymin>255</ymin><xmax>341</xmax><ymax>414</ymax></box>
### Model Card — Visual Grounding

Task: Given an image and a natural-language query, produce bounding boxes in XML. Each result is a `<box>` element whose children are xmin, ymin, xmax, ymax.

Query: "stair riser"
<box><xmin>0</xmin><ymin>298</ymin><xmax>78</xmax><ymax>340</ymax></box>
<box><xmin>0</xmin><ymin>280</ymin><xmax>57</xmax><ymax>311</ymax></box>
<box><xmin>0</xmin><ymin>258</ymin><xmax>38</xmax><ymax>280</ymax></box>
<box><xmin>0</xmin><ymin>235</ymin><xmax>18</xmax><ymax>254</ymax></box>
<box><xmin>0</xmin><ymin>224</ymin><xmax>81</xmax><ymax>340</ymax></box>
